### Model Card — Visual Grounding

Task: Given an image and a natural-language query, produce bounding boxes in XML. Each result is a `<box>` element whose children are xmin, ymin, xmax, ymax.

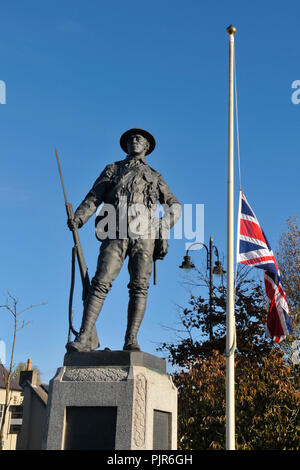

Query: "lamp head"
<box><xmin>179</xmin><ymin>255</ymin><xmax>195</xmax><ymax>271</ymax></box>
<box><xmin>213</xmin><ymin>260</ymin><xmax>226</xmax><ymax>276</ymax></box>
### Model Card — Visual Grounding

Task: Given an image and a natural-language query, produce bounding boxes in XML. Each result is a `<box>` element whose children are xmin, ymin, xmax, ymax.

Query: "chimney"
<box><xmin>19</xmin><ymin>358</ymin><xmax>37</xmax><ymax>387</ymax></box>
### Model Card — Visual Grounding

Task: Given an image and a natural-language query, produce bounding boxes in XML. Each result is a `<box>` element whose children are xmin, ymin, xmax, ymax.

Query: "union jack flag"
<box><xmin>237</xmin><ymin>191</ymin><xmax>291</xmax><ymax>342</ymax></box>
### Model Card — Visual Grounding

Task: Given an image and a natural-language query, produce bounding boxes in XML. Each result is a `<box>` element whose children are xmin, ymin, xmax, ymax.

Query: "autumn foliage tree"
<box><xmin>159</xmin><ymin>267</ymin><xmax>272</xmax><ymax>366</ymax></box>
<box><xmin>276</xmin><ymin>216</ymin><xmax>300</xmax><ymax>341</ymax></box>
<box><xmin>160</xmin><ymin>266</ymin><xmax>300</xmax><ymax>450</ymax></box>
<box><xmin>175</xmin><ymin>350</ymin><xmax>299</xmax><ymax>450</ymax></box>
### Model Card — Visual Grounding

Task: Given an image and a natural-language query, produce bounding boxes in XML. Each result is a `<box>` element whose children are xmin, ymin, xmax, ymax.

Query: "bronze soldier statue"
<box><xmin>66</xmin><ymin>128</ymin><xmax>181</xmax><ymax>353</ymax></box>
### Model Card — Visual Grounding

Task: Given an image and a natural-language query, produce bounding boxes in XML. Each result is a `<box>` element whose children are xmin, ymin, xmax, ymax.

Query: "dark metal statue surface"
<box><xmin>66</xmin><ymin>128</ymin><xmax>181</xmax><ymax>353</ymax></box>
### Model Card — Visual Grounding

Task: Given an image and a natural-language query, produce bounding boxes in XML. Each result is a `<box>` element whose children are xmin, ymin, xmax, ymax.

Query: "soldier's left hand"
<box><xmin>67</xmin><ymin>218</ymin><xmax>80</xmax><ymax>231</ymax></box>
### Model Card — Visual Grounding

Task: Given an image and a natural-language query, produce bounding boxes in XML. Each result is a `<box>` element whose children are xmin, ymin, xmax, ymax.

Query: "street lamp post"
<box><xmin>208</xmin><ymin>236</ymin><xmax>213</xmax><ymax>343</ymax></box>
<box><xmin>179</xmin><ymin>235</ymin><xmax>225</xmax><ymax>342</ymax></box>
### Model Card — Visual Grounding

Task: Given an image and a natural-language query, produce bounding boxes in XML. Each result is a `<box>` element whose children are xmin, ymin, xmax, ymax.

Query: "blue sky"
<box><xmin>0</xmin><ymin>1</ymin><xmax>299</xmax><ymax>382</ymax></box>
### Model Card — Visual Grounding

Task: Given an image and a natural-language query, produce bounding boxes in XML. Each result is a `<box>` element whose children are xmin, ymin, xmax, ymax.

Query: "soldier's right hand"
<box><xmin>67</xmin><ymin>218</ymin><xmax>80</xmax><ymax>231</ymax></box>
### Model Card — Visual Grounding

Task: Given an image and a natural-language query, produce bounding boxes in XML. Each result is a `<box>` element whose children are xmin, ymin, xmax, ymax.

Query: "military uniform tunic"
<box><xmin>74</xmin><ymin>155</ymin><xmax>181</xmax><ymax>234</ymax></box>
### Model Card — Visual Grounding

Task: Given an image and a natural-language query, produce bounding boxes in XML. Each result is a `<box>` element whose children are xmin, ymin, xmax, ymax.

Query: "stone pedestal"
<box><xmin>42</xmin><ymin>350</ymin><xmax>177</xmax><ymax>450</ymax></box>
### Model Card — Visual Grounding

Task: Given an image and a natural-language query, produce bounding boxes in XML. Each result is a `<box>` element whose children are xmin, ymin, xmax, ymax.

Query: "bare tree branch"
<box><xmin>0</xmin><ymin>293</ymin><xmax>45</xmax><ymax>450</ymax></box>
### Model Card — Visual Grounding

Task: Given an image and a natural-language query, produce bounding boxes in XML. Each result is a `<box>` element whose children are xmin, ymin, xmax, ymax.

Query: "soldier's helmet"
<box><xmin>120</xmin><ymin>128</ymin><xmax>156</xmax><ymax>156</ymax></box>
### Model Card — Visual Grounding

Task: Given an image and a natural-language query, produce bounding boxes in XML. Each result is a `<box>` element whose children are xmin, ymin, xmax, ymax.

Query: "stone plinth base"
<box><xmin>42</xmin><ymin>350</ymin><xmax>177</xmax><ymax>450</ymax></box>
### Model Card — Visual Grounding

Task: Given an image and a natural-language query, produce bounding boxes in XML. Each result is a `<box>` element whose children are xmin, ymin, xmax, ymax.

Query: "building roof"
<box><xmin>0</xmin><ymin>364</ymin><xmax>23</xmax><ymax>391</ymax></box>
<box><xmin>40</xmin><ymin>384</ymin><xmax>49</xmax><ymax>393</ymax></box>
<box><xmin>29</xmin><ymin>383</ymin><xmax>48</xmax><ymax>405</ymax></box>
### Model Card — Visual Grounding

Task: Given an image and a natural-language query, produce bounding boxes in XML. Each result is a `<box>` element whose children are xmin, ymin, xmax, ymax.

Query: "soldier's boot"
<box><xmin>66</xmin><ymin>294</ymin><xmax>105</xmax><ymax>353</ymax></box>
<box><xmin>123</xmin><ymin>297</ymin><xmax>147</xmax><ymax>351</ymax></box>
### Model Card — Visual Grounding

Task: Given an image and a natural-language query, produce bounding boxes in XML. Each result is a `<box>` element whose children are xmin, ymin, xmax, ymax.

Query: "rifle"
<box><xmin>55</xmin><ymin>148</ymin><xmax>99</xmax><ymax>348</ymax></box>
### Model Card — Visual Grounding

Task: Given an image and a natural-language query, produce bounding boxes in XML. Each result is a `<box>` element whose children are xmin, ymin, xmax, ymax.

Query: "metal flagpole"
<box><xmin>226</xmin><ymin>24</ymin><xmax>236</xmax><ymax>450</ymax></box>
